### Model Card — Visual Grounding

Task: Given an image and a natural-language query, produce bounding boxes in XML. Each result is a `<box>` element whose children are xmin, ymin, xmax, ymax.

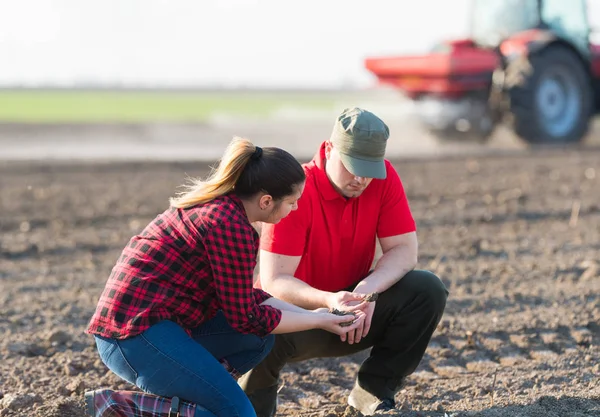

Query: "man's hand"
<box><xmin>323</xmin><ymin>291</ymin><xmax>377</xmax><ymax>344</ymax></box>
<box><xmin>317</xmin><ymin>309</ymin><xmax>367</xmax><ymax>337</ymax></box>
<box><xmin>358</xmin><ymin>298</ymin><xmax>376</xmax><ymax>340</ymax></box>
<box><xmin>326</xmin><ymin>290</ymin><xmax>369</xmax><ymax>312</ymax></box>
<box><xmin>339</xmin><ymin>294</ymin><xmax>376</xmax><ymax>344</ymax></box>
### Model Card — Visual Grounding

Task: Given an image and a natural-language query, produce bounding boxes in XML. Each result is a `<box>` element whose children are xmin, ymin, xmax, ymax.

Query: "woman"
<box><xmin>86</xmin><ymin>137</ymin><xmax>365</xmax><ymax>417</ymax></box>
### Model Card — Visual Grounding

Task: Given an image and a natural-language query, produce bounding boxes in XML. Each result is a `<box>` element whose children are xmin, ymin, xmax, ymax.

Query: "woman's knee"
<box><xmin>249</xmin><ymin>334</ymin><xmax>275</xmax><ymax>368</ymax></box>
<box><xmin>244</xmin><ymin>334</ymin><xmax>275</xmax><ymax>370</ymax></box>
<box><xmin>262</xmin><ymin>334</ymin><xmax>275</xmax><ymax>355</ymax></box>
<box><xmin>137</xmin><ymin>353</ymin><xmax>255</xmax><ymax>416</ymax></box>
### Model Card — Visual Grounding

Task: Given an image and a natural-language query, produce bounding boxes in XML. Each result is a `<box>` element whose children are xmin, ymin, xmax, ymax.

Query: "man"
<box><xmin>239</xmin><ymin>107</ymin><xmax>449</xmax><ymax>416</ymax></box>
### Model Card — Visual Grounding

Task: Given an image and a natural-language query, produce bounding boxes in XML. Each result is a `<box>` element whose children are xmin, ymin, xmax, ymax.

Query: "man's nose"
<box><xmin>354</xmin><ymin>176</ymin><xmax>367</xmax><ymax>183</ymax></box>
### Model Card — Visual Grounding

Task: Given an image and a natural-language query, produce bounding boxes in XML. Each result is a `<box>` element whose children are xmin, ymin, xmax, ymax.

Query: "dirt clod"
<box><xmin>329</xmin><ymin>309</ymin><xmax>357</xmax><ymax>327</ymax></box>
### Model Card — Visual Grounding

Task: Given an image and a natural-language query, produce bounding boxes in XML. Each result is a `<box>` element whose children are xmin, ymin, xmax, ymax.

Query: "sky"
<box><xmin>0</xmin><ymin>0</ymin><xmax>598</xmax><ymax>89</ymax></box>
<box><xmin>0</xmin><ymin>0</ymin><xmax>474</xmax><ymax>88</ymax></box>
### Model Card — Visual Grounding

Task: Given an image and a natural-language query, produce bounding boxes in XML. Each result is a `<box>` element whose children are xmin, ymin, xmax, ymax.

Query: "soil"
<box><xmin>1</xmin><ymin>148</ymin><xmax>599</xmax><ymax>417</ymax></box>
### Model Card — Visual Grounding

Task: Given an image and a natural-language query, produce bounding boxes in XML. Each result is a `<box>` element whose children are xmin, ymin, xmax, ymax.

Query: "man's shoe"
<box><xmin>245</xmin><ymin>384</ymin><xmax>278</xmax><ymax>417</ymax></box>
<box><xmin>373</xmin><ymin>398</ymin><xmax>395</xmax><ymax>412</ymax></box>
<box><xmin>348</xmin><ymin>382</ymin><xmax>396</xmax><ymax>416</ymax></box>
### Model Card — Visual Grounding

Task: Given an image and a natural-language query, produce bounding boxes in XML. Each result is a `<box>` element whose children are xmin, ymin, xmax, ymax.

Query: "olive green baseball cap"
<box><xmin>330</xmin><ymin>107</ymin><xmax>390</xmax><ymax>179</ymax></box>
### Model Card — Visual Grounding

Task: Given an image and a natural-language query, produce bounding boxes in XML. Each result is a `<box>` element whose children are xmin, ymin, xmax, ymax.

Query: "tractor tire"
<box><xmin>503</xmin><ymin>45</ymin><xmax>593</xmax><ymax>145</ymax></box>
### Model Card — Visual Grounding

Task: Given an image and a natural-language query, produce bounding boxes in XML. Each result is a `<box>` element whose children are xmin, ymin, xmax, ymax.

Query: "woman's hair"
<box><xmin>170</xmin><ymin>137</ymin><xmax>305</xmax><ymax>208</ymax></box>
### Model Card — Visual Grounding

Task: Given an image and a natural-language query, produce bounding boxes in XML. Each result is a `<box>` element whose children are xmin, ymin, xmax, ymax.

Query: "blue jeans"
<box><xmin>94</xmin><ymin>311</ymin><xmax>275</xmax><ymax>417</ymax></box>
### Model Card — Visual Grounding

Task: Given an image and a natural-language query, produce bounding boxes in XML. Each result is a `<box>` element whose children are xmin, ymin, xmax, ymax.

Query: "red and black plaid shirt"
<box><xmin>87</xmin><ymin>194</ymin><xmax>282</xmax><ymax>339</ymax></box>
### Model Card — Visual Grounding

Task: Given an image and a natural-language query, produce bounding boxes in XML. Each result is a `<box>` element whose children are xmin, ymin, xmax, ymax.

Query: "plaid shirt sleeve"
<box><xmin>253</xmin><ymin>288</ymin><xmax>274</xmax><ymax>305</ymax></box>
<box><xmin>203</xmin><ymin>220</ymin><xmax>282</xmax><ymax>336</ymax></box>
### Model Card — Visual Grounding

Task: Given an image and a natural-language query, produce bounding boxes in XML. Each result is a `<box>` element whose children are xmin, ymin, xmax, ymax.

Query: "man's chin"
<box><xmin>344</xmin><ymin>189</ymin><xmax>365</xmax><ymax>198</ymax></box>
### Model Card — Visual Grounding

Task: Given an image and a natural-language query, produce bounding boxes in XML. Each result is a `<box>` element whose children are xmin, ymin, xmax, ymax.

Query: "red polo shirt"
<box><xmin>259</xmin><ymin>142</ymin><xmax>416</xmax><ymax>292</ymax></box>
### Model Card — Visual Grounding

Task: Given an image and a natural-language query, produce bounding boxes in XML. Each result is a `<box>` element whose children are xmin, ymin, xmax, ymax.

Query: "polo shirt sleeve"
<box><xmin>377</xmin><ymin>162</ymin><xmax>417</xmax><ymax>238</ymax></box>
<box><xmin>260</xmin><ymin>195</ymin><xmax>310</xmax><ymax>256</ymax></box>
<box><xmin>203</xmin><ymin>221</ymin><xmax>282</xmax><ymax>337</ymax></box>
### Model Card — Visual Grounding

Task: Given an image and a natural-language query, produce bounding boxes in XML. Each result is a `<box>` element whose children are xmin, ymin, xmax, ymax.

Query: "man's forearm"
<box><xmin>354</xmin><ymin>245</ymin><xmax>417</xmax><ymax>294</ymax></box>
<box><xmin>263</xmin><ymin>275</ymin><xmax>330</xmax><ymax>310</ymax></box>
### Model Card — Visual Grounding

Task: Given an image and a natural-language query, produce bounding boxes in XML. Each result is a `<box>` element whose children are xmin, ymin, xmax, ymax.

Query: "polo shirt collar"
<box><xmin>312</xmin><ymin>141</ymin><xmax>345</xmax><ymax>201</ymax></box>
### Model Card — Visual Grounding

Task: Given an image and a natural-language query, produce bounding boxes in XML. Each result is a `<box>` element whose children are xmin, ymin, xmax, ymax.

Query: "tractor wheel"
<box><xmin>503</xmin><ymin>45</ymin><xmax>593</xmax><ymax>144</ymax></box>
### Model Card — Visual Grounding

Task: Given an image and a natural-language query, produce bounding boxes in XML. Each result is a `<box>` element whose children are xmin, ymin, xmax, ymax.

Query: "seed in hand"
<box><xmin>329</xmin><ymin>308</ymin><xmax>356</xmax><ymax>327</ymax></box>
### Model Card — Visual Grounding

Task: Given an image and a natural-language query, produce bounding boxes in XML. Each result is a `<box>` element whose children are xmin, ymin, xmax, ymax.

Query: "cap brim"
<box><xmin>339</xmin><ymin>153</ymin><xmax>387</xmax><ymax>179</ymax></box>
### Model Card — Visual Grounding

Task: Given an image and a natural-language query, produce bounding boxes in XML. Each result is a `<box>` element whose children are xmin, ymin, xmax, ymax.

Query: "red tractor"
<box><xmin>364</xmin><ymin>0</ymin><xmax>600</xmax><ymax>144</ymax></box>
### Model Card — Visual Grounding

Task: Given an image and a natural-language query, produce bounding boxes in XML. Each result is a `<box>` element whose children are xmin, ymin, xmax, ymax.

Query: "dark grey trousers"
<box><xmin>239</xmin><ymin>269</ymin><xmax>449</xmax><ymax>402</ymax></box>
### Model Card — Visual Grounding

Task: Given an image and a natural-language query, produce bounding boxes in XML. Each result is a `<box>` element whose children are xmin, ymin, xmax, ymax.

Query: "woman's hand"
<box><xmin>316</xmin><ymin>310</ymin><xmax>366</xmax><ymax>337</ymax></box>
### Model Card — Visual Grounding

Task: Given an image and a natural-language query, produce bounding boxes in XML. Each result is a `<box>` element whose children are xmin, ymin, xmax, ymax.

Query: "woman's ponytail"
<box><xmin>170</xmin><ymin>137</ymin><xmax>256</xmax><ymax>208</ymax></box>
<box><xmin>170</xmin><ymin>136</ymin><xmax>305</xmax><ymax>209</ymax></box>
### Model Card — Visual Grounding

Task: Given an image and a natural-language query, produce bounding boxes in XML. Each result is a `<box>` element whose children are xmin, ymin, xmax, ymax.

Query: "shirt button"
<box><xmin>247</xmin><ymin>314</ymin><xmax>254</xmax><ymax>320</ymax></box>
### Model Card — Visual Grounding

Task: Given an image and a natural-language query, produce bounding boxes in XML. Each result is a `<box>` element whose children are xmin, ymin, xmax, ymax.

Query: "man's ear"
<box><xmin>259</xmin><ymin>194</ymin><xmax>274</xmax><ymax>210</ymax></box>
<box><xmin>324</xmin><ymin>141</ymin><xmax>333</xmax><ymax>160</ymax></box>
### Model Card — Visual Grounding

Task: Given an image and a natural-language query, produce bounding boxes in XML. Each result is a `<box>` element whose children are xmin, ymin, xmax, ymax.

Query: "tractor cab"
<box><xmin>471</xmin><ymin>0</ymin><xmax>590</xmax><ymax>57</ymax></box>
